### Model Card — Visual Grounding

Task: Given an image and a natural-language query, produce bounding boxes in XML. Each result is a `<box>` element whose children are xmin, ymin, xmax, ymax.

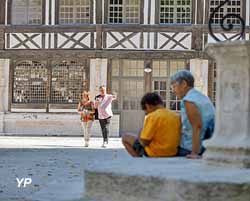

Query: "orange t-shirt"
<box><xmin>140</xmin><ymin>108</ymin><xmax>181</xmax><ymax>157</ymax></box>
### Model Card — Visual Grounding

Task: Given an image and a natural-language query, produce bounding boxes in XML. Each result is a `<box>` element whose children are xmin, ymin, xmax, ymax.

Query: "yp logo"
<box><xmin>16</xmin><ymin>178</ymin><xmax>32</xmax><ymax>188</ymax></box>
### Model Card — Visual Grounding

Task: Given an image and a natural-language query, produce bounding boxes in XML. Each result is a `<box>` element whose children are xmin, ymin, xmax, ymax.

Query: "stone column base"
<box><xmin>204</xmin><ymin>145</ymin><xmax>250</xmax><ymax>168</ymax></box>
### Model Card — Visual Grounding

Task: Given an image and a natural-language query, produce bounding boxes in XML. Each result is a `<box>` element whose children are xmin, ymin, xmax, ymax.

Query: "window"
<box><xmin>13</xmin><ymin>61</ymin><xmax>48</xmax><ymax>103</ymax></box>
<box><xmin>159</xmin><ymin>0</ymin><xmax>192</xmax><ymax>24</ymax></box>
<box><xmin>59</xmin><ymin>0</ymin><xmax>91</xmax><ymax>24</ymax></box>
<box><xmin>51</xmin><ymin>61</ymin><xmax>88</xmax><ymax>103</ymax></box>
<box><xmin>111</xmin><ymin>59</ymin><xmax>145</xmax><ymax>111</ymax></box>
<box><xmin>12</xmin><ymin>0</ymin><xmax>43</xmax><ymax>25</ymax></box>
<box><xmin>109</xmin><ymin>0</ymin><xmax>140</xmax><ymax>24</ymax></box>
<box><xmin>209</xmin><ymin>0</ymin><xmax>242</xmax><ymax>25</ymax></box>
<box><xmin>152</xmin><ymin>60</ymin><xmax>186</xmax><ymax>111</ymax></box>
<box><xmin>12</xmin><ymin>60</ymin><xmax>88</xmax><ymax>106</ymax></box>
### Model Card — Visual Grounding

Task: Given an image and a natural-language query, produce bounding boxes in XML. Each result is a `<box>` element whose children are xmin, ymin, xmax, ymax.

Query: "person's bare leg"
<box><xmin>122</xmin><ymin>134</ymin><xmax>140</xmax><ymax>157</ymax></box>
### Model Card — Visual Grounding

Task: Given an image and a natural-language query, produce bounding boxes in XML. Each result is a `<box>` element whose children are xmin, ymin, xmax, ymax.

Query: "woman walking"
<box><xmin>78</xmin><ymin>91</ymin><xmax>95</xmax><ymax>147</ymax></box>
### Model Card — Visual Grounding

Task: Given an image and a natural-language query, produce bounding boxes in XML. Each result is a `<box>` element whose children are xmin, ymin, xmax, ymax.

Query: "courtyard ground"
<box><xmin>0</xmin><ymin>136</ymin><xmax>126</xmax><ymax>201</ymax></box>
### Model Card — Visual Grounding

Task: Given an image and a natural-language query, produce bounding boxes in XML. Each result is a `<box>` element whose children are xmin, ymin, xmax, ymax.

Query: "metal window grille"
<box><xmin>152</xmin><ymin>60</ymin><xmax>186</xmax><ymax>112</ymax></box>
<box><xmin>109</xmin><ymin>0</ymin><xmax>140</xmax><ymax>24</ymax></box>
<box><xmin>12</xmin><ymin>0</ymin><xmax>43</xmax><ymax>25</ymax></box>
<box><xmin>160</xmin><ymin>0</ymin><xmax>192</xmax><ymax>24</ymax></box>
<box><xmin>59</xmin><ymin>0</ymin><xmax>90</xmax><ymax>24</ymax></box>
<box><xmin>51</xmin><ymin>61</ymin><xmax>87</xmax><ymax>103</ymax></box>
<box><xmin>209</xmin><ymin>0</ymin><xmax>242</xmax><ymax>25</ymax></box>
<box><xmin>13</xmin><ymin>61</ymin><xmax>48</xmax><ymax>103</ymax></box>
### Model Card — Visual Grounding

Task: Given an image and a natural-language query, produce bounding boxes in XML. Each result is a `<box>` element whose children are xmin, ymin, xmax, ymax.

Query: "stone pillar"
<box><xmin>204</xmin><ymin>41</ymin><xmax>250</xmax><ymax>168</ymax></box>
<box><xmin>0</xmin><ymin>59</ymin><xmax>10</xmax><ymax>133</ymax></box>
<box><xmin>89</xmin><ymin>58</ymin><xmax>107</xmax><ymax>100</ymax></box>
<box><xmin>190</xmin><ymin>59</ymin><xmax>209</xmax><ymax>96</ymax></box>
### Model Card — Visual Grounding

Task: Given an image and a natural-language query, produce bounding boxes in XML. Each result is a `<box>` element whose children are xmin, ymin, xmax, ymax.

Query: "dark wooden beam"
<box><xmin>0</xmin><ymin>49</ymin><xmax>206</xmax><ymax>60</ymax></box>
<box><xmin>7</xmin><ymin>0</ymin><xmax>11</xmax><ymax>24</ymax></box>
<box><xmin>90</xmin><ymin>0</ymin><xmax>94</xmax><ymax>24</ymax></box>
<box><xmin>192</xmin><ymin>0</ymin><xmax>196</xmax><ymax>24</ymax></box>
<box><xmin>204</xmin><ymin>0</ymin><xmax>210</xmax><ymax>24</ymax></box>
<box><xmin>104</xmin><ymin>0</ymin><xmax>108</xmax><ymax>24</ymax></box>
<box><xmin>154</xmin><ymin>0</ymin><xmax>159</xmax><ymax>24</ymax></box>
<box><xmin>140</xmin><ymin>0</ymin><xmax>144</xmax><ymax>24</ymax></box>
<box><xmin>55</xmin><ymin>0</ymin><xmax>59</xmax><ymax>24</ymax></box>
<box><xmin>0</xmin><ymin>26</ymin><xmax>4</xmax><ymax>49</ymax></box>
<box><xmin>197</xmin><ymin>0</ymin><xmax>204</xmax><ymax>24</ymax></box>
<box><xmin>0</xmin><ymin>0</ymin><xmax>6</xmax><ymax>24</ymax></box>
<box><xmin>95</xmin><ymin>0</ymin><xmax>102</xmax><ymax>24</ymax></box>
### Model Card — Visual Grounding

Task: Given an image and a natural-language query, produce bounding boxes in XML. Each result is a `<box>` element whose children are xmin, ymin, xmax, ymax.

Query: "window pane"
<box><xmin>12</xmin><ymin>0</ymin><xmax>28</xmax><ymax>24</ymax></box>
<box><xmin>59</xmin><ymin>0</ymin><xmax>90</xmax><ymax>24</ymax></box>
<box><xmin>122</xmin><ymin>60</ymin><xmax>144</xmax><ymax>77</ymax></box>
<box><xmin>112</xmin><ymin>60</ymin><xmax>120</xmax><ymax>76</ymax></box>
<box><xmin>125</xmin><ymin>0</ymin><xmax>140</xmax><ymax>23</ymax></box>
<box><xmin>152</xmin><ymin>60</ymin><xmax>168</xmax><ymax>77</ymax></box>
<box><xmin>109</xmin><ymin>0</ymin><xmax>123</xmax><ymax>24</ymax></box>
<box><xmin>209</xmin><ymin>0</ymin><xmax>241</xmax><ymax>25</ymax></box>
<box><xmin>12</xmin><ymin>0</ymin><xmax>43</xmax><ymax>25</ymax></box>
<box><xmin>160</xmin><ymin>0</ymin><xmax>192</xmax><ymax>24</ymax></box>
<box><xmin>152</xmin><ymin>59</ymin><xmax>186</xmax><ymax>112</ymax></box>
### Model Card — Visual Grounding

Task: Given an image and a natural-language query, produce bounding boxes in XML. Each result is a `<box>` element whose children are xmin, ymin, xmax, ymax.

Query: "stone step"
<box><xmin>85</xmin><ymin>157</ymin><xmax>250</xmax><ymax>201</ymax></box>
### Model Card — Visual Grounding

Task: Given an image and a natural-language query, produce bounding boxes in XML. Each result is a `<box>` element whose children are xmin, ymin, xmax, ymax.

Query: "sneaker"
<box><xmin>85</xmin><ymin>141</ymin><xmax>89</xmax><ymax>147</ymax></box>
<box><xmin>101</xmin><ymin>142</ymin><xmax>106</xmax><ymax>148</ymax></box>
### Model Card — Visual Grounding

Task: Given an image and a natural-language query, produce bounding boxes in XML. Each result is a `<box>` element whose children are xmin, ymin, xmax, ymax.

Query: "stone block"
<box><xmin>3</xmin><ymin>113</ymin><xmax>120</xmax><ymax>137</ymax></box>
<box><xmin>85</xmin><ymin>158</ymin><xmax>250</xmax><ymax>201</ymax></box>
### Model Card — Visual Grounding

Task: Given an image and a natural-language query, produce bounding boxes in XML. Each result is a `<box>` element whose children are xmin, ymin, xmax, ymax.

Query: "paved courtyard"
<box><xmin>0</xmin><ymin>136</ymin><xmax>127</xmax><ymax>201</ymax></box>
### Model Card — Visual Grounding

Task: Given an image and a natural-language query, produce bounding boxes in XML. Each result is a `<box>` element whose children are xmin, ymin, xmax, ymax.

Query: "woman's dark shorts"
<box><xmin>132</xmin><ymin>139</ymin><xmax>148</xmax><ymax>157</ymax></box>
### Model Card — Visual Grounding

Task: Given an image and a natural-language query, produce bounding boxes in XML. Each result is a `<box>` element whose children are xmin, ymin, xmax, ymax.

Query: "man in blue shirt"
<box><xmin>171</xmin><ymin>70</ymin><xmax>215</xmax><ymax>159</ymax></box>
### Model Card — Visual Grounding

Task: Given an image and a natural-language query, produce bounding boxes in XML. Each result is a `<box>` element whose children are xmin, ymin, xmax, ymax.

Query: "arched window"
<box><xmin>13</xmin><ymin>60</ymin><xmax>48</xmax><ymax>103</ymax></box>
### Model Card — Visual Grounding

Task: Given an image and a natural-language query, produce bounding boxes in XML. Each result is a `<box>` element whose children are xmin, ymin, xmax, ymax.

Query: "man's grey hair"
<box><xmin>170</xmin><ymin>70</ymin><xmax>195</xmax><ymax>87</ymax></box>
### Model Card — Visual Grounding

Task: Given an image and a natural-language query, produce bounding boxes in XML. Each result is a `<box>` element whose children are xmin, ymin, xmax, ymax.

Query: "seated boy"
<box><xmin>122</xmin><ymin>92</ymin><xmax>181</xmax><ymax>157</ymax></box>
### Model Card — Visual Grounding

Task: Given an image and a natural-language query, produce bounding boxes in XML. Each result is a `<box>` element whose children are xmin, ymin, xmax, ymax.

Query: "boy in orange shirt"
<box><xmin>122</xmin><ymin>92</ymin><xmax>181</xmax><ymax>157</ymax></box>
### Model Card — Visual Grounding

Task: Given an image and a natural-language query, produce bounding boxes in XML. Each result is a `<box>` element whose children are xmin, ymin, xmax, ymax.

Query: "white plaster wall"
<box><xmin>143</xmin><ymin>0</ymin><xmax>149</xmax><ymax>24</ymax></box>
<box><xmin>247</xmin><ymin>0</ymin><xmax>250</xmax><ymax>26</ymax></box>
<box><xmin>190</xmin><ymin>59</ymin><xmax>209</xmax><ymax>96</ymax></box>
<box><xmin>51</xmin><ymin>0</ymin><xmax>55</xmax><ymax>25</ymax></box>
<box><xmin>0</xmin><ymin>59</ymin><xmax>10</xmax><ymax>113</ymax></box>
<box><xmin>150</xmin><ymin>0</ymin><xmax>155</xmax><ymax>24</ymax></box>
<box><xmin>0</xmin><ymin>59</ymin><xmax>10</xmax><ymax>133</ymax></box>
<box><xmin>89</xmin><ymin>59</ymin><xmax>107</xmax><ymax>101</ymax></box>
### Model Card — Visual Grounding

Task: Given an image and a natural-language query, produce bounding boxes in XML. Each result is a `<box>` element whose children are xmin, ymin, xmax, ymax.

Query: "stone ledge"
<box><xmin>85</xmin><ymin>158</ymin><xmax>250</xmax><ymax>201</ymax></box>
<box><xmin>1</xmin><ymin>113</ymin><xmax>120</xmax><ymax>137</ymax></box>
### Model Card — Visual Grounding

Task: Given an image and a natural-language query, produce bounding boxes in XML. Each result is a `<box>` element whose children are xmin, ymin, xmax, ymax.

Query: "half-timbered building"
<box><xmin>0</xmin><ymin>0</ymin><xmax>247</xmax><ymax>135</ymax></box>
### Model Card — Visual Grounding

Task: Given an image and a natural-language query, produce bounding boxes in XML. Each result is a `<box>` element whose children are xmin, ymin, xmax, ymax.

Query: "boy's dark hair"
<box><xmin>141</xmin><ymin>93</ymin><xmax>163</xmax><ymax>110</ymax></box>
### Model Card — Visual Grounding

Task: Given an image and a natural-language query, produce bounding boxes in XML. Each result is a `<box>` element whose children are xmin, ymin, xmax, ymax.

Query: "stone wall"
<box><xmin>1</xmin><ymin>113</ymin><xmax>120</xmax><ymax>137</ymax></box>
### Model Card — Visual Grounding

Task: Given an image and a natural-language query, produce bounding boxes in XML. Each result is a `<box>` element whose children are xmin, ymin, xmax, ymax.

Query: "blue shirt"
<box><xmin>180</xmin><ymin>88</ymin><xmax>215</xmax><ymax>152</ymax></box>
